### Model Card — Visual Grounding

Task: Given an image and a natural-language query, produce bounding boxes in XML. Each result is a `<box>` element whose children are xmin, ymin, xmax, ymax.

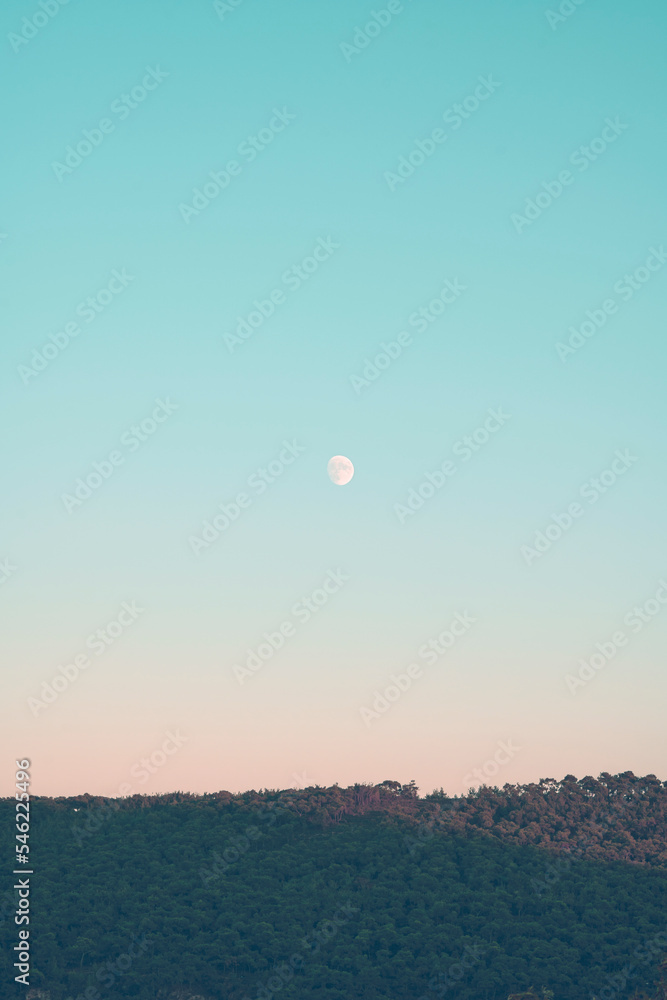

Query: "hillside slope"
<box><xmin>1</xmin><ymin>773</ymin><xmax>666</xmax><ymax>999</ymax></box>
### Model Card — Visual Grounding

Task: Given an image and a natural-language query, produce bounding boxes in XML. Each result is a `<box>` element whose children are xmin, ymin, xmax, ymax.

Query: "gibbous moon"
<box><xmin>327</xmin><ymin>455</ymin><xmax>354</xmax><ymax>485</ymax></box>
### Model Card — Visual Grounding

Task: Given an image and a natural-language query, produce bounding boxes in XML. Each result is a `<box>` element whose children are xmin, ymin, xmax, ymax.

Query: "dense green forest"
<box><xmin>2</xmin><ymin>772</ymin><xmax>667</xmax><ymax>999</ymax></box>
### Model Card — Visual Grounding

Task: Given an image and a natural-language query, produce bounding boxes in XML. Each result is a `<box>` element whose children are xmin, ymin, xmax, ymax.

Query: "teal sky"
<box><xmin>1</xmin><ymin>0</ymin><xmax>666</xmax><ymax>797</ymax></box>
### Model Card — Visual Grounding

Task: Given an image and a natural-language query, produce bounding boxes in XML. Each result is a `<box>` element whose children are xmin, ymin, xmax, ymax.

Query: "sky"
<box><xmin>1</xmin><ymin>0</ymin><xmax>666</xmax><ymax>798</ymax></box>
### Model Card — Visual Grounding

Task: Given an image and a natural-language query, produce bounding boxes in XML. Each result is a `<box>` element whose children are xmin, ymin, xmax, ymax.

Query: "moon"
<box><xmin>327</xmin><ymin>455</ymin><xmax>354</xmax><ymax>486</ymax></box>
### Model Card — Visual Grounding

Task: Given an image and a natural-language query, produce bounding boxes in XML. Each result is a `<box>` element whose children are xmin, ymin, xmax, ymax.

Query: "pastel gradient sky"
<box><xmin>2</xmin><ymin>0</ymin><xmax>666</xmax><ymax>798</ymax></box>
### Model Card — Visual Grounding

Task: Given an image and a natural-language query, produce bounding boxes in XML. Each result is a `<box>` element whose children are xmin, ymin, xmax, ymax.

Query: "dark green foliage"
<box><xmin>1</xmin><ymin>774</ymin><xmax>666</xmax><ymax>999</ymax></box>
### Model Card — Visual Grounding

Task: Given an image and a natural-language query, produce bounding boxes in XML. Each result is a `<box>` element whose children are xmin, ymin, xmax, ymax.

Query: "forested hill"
<box><xmin>53</xmin><ymin>769</ymin><xmax>667</xmax><ymax>865</ymax></box>
<box><xmin>1</xmin><ymin>772</ymin><xmax>667</xmax><ymax>1000</ymax></box>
